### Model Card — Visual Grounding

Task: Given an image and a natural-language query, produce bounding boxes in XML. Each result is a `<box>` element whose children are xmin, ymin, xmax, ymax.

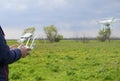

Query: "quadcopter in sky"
<box><xmin>97</xmin><ymin>17</ymin><xmax>120</xmax><ymax>27</ymax></box>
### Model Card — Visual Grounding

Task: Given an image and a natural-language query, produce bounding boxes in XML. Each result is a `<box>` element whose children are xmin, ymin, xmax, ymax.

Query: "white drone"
<box><xmin>97</xmin><ymin>17</ymin><xmax>120</xmax><ymax>27</ymax></box>
<box><xmin>18</xmin><ymin>32</ymin><xmax>36</xmax><ymax>49</ymax></box>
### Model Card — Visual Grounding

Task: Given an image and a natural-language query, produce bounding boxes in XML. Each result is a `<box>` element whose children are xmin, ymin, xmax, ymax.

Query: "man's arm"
<box><xmin>0</xmin><ymin>31</ymin><xmax>22</xmax><ymax>64</ymax></box>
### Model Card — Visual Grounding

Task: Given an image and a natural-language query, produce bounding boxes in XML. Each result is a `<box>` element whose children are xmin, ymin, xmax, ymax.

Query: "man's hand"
<box><xmin>9</xmin><ymin>44</ymin><xmax>18</xmax><ymax>50</ymax></box>
<box><xmin>18</xmin><ymin>44</ymin><xmax>31</xmax><ymax>58</ymax></box>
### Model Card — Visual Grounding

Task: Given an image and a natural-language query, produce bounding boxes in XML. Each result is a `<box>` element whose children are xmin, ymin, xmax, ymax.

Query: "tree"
<box><xmin>55</xmin><ymin>34</ymin><xmax>63</xmax><ymax>42</ymax></box>
<box><xmin>105</xmin><ymin>26</ymin><xmax>111</xmax><ymax>42</ymax></box>
<box><xmin>44</xmin><ymin>25</ymin><xmax>63</xmax><ymax>42</ymax></box>
<box><xmin>97</xmin><ymin>26</ymin><xmax>111</xmax><ymax>42</ymax></box>
<box><xmin>23</xmin><ymin>27</ymin><xmax>35</xmax><ymax>35</ymax></box>
<box><xmin>80</xmin><ymin>34</ymin><xmax>89</xmax><ymax>43</ymax></box>
<box><xmin>97</xmin><ymin>28</ymin><xmax>106</xmax><ymax>42</ymax></box>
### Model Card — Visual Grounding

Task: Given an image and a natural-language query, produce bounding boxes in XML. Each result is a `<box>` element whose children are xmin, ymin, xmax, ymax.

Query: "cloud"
<box><xmin>0</xmin><ymin>0</ymin><xmax>120</xmax><ymax>38</ymax></box>
<box><xmin>0</xmin><ymin>0</ymin><xmax>69</xmax><ymax>11</ymax></box>
<box><xmin>37</xmin><ymin>0</ymin><xmax>68</xmax><ymax>9</ymax></box>
<box><xmin>0</xmin><ymin>0</ymin><xmax>28</xmax><ymax>11</ymax></box>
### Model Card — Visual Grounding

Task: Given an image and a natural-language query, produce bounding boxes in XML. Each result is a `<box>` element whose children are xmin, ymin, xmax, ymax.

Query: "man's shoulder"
<box><xmin>0</xmin><ymin>26</ymin><xmax>5</xmax><ymax>36</ymax></box>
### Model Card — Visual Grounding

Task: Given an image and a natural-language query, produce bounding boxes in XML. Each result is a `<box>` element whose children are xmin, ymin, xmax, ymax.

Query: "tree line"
<box><xmin>23</xmin><ymin>25</ymin><xmax>112</xmax><ymax>43</ymax></box>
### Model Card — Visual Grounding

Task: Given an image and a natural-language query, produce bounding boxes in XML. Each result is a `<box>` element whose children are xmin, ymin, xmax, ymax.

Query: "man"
<box><xmin>0</xmin><ymin>26</ymin><xmax>31</xmax><ymax>81</ymax></box>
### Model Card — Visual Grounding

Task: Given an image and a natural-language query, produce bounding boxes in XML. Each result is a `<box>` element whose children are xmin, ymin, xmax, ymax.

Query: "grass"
<box><xmin>8</xmin><ymin>40</ymin><xmax>120</xmax><ymax>81</ymax></box>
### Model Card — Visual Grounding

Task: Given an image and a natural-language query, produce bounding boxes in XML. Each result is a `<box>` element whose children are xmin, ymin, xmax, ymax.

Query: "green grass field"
<box><xmin>7</xmin><ymin>40</ymin><xmax>120</xmax><ymax>81</ymax></box>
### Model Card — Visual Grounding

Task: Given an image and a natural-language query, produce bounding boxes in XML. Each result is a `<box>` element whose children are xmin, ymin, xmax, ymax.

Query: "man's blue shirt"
<box><xmin>0</xmin><ymin>26</ymin><xmax>22</xmax><ymax>81</ymax></box>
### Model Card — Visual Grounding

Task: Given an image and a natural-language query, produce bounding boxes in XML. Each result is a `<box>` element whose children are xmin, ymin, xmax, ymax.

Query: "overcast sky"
<box><xmin>0</xmin><ymin>0</ymin><xmax>120</xmax><ymax>39</ymax></box>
